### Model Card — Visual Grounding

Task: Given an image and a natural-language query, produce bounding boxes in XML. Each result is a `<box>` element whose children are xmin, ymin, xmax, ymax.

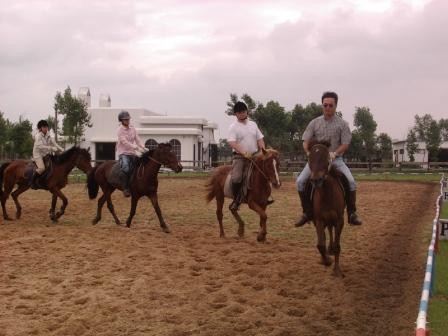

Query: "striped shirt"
<box><xmin>302</xmin><ymin>115</ymin><xmax>352</xmax><ymax>152</ymax></box>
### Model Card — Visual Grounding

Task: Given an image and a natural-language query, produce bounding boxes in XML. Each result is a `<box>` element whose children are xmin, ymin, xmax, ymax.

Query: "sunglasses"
<box><xmin>323</xmin><ymin>104</ymin><xmax>334</xmax><ymax>108</ymax></box>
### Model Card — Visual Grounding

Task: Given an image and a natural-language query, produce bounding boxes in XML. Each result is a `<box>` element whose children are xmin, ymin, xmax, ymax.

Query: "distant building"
<box><xmin>392</xmin><ymin>139</ymin><xmax>448</xmax><ymax>166</ymax></box>
<box><xmin>79</xmin><ymin>87</ymin><xmax>218</xmax><ymax>168</ymax></box>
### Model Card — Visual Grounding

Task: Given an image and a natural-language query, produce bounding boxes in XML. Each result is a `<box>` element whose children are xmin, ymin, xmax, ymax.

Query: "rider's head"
<box><xmin>37</xmin><ymin>120</ymin><xmax>49</xmax><ymax>134</ymax></box>
<box><xmin>321</xmin><ymin>91</ymin><xmax>338</xmax><ymax>119</ymax></box>
<box><xmin>233</xmin><ymin>101</ymin><xmax>248</xmax><ymax>121</ymax></box>
<box><xmin>118</xmin><ymin>110</ymin><xmax>131</xmax><ymax>127</ymax></box>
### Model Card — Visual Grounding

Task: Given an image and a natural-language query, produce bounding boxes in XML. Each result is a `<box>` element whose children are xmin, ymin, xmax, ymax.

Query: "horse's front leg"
<box><xmin>125</xmin><ymin>195</ymin><xmax>140</xmax><ymax>228</ymax></box>
<box><xmin>148</xmin><ymin>193</ymin><xmax>170</xmax><ymax>233</ymax></box>
<box><xmin>327</xmin><ymin>225</ymin><xmax>335</xmax><ymax>255</ymax></box>
<box><xmin>230</xmin><ymin>207</ymin><xmax>245</xmax><ymax>238</ymax></box>
<box><xmin>248</xmin><ymin>201</ymin><xmax>267</xmax><ymax>242</ymax></box>
<box><xmin>1</xmin><ymin>181</ymin><xmax>14</xmax><ymax>220</ymax></box>
<box><xmin>49</xmin><ymin>188</ymin><xmax>68</xmax><ymax>222</ymax></box>
<box><xmin>333</xmin><ymin>218</ymin><xmax>345</xmax><ymax>278</ymax></box>
<box><xmin>316</xmin><ymin>221</ymin><xmax>332</xmax><ymax>266</ymax></box>
<box><xmin>216</xmin><ymin>195</ymin><xmax>225</xmax><ymax>238</ymax></box>
<box><xmin>49</xmin><ymin>193</ymin><xmax>57</xmax><ymax>220</ymax></box>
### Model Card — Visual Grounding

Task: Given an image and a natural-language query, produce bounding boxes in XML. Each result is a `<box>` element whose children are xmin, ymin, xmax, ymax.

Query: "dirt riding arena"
<box><xmin>0</xmin><ymin>178</ymin><xmax>438</xmax><ymax>336</ymax></box>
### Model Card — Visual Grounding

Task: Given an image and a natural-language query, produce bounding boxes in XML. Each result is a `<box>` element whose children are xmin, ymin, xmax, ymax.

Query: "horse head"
<box><xmin>308</xmin><ymin>141</ymin><xmax>331</xmax><ymax>188</ymax></box>
<box><xmin>74</xmin><ymin>147</ymin><xmax>93</xmax><ymax>174</ymax></box>
<box><xmin>255</xmin><ymin>148</ymin><xmax>281</xmax><ymax>188</ymax></box>
<box><xmin>151</xmin><ymin>143</ymin><xmax>183</xmax><ymax>173</ymax></box>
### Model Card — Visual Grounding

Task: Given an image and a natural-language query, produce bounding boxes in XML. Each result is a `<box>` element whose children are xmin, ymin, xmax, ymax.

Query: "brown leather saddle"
<box><xmin>26</xmin><ymin>156</ymin><xmax>53</xmax><ymax>190</ymax></box>
<box><xmin>106</xmin><ymin>159</ymin><xmax>138</xmax><ymax>188</ymax></box>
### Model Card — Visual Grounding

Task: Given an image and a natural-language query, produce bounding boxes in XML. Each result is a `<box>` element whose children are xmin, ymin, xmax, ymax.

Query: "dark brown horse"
<box><xmin>206</xmin><ymin>148</ymin><xmax>281</xmax><ymax>242</ymax></box>
<box><xmin>308</xmin><ymin>142</ymin><xmax>346</xmax><ymax>277</ymax></box>
<box><xmin>87</xmin><ymin>143</ymin><xmax>182</xmax><ymax>231</ymax></box>
<box><xmin>0</xmin><ymin>146</ymin><xmax>92</xmax><ymax>222</ymax></box>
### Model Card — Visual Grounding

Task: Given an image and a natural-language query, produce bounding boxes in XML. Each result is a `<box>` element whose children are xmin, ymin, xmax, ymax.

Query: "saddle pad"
<box><xmin>106</xmin><ymin>163</ymin><xmax>123</xmax><ymax>187</ymax></box>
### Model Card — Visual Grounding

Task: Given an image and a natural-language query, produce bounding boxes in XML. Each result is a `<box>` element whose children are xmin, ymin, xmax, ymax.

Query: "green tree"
<box><xmin>376</xmin><ymin>133</ymin><xmax>392</xmax><ymax>161</ymax></box>
<box><xmin>54</xmin><ymin>86</ymin><xmax>91</xmax><ymax>145</ymax></box>
<box><xmin>353</xmin><ymin>106</ymin><xmax>377</xmax><ymax>161</ymax></box>
<box><xmin>413</xmin><ymin>114</ymin><xmax>441</xmax><ymax>162</ymax></box>
<box><xmin>252</xmin><ymin>101</ymin><xmax>289</xmax><ymax>150</ymax></box>
<box><xmin>345</xmin><ymin>131</ymin><xmax>363</xmax><ymax>161</ymax></box>
<box><xmin>406</xmin><ymin>129</ymin><xmax>418</xmax><ymax>162</ymax></box>
<box><xmin>439</xmin><ymin>118</ymin><xmax>448</xmax><ymax>141</ymax></box>
<box><xmin>217</xmin><ymin>138</ymin><xmax>233</xmax><ymax>160</ymax></box>
<box><xmin>6</xmin><ymin>116</ymin><xmax>33</xmax><ymax>158</ymax></box>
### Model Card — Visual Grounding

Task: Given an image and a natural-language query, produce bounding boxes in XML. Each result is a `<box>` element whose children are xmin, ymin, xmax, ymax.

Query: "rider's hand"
<box><xmin>329</xmin><ymin>152</ymin><xmax>337</xmax><ymax>160</ymax></box>
<box><xmin>243</xmin><ymin>152</ymin><xmax>252</xmax><ymax>160</ymax></box>
<box><xmin>131</xmin><ymin>144</ymin><xmax>139</xmax><ymax>150</ymax></box>
<box><xmin>135</xmin><ymin>149</ymin><xmax>143</xmax><ymax>157</ymax></box>
<box><xmin>51</xmin><ymin>146</ymin><xmax>59</xmax><ymax>152</ymax></box>
<box><xmin>141</xmin><ymin>147</ymin><xmax>149</xmax><ymax>153</ymax></box>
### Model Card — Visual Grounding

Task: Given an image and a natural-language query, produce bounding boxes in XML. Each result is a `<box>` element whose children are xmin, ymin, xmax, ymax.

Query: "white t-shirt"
<box><xmin>228</xmin><ymin>119</ymin><xmax>264</xmax><ymax>154</ymax></box>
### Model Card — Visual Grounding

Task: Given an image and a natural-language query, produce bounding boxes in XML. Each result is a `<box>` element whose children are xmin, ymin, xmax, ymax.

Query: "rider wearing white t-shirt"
<box><xmin>227</xmin><ymin>101</ymin><xmax>265</xmax><ymax>211</ymax></box>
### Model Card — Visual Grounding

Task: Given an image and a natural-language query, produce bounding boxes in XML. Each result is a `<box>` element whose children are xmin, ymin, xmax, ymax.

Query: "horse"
<box><xmin>205</xmin><ymin>148</ymin><xmax>281</xmax><ymax>242</ymax></box>
<box><xmin>0</xmin><ymin>146</ymin><xmax>93</xmax><ymax>222</ymax></box>
<box><xmin>87</xmin><ymin>143</ymin><xmax>183</xmax><ymax>231</ymax></box>
<box><xmin>308</xmin><ymin>142</ymin><xmax>346</xmax><ymax>277</ymax></box>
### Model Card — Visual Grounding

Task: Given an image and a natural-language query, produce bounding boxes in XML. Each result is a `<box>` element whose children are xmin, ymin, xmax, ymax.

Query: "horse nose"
<box><xmin>177</xmin><ymin>163</ymin><xmax>183</xmax><ymax>172</ymax></box>
<box><xmin>311</xmin><ymin>177</ymin><xmax>323</xmax><ymax>188</ymax></box>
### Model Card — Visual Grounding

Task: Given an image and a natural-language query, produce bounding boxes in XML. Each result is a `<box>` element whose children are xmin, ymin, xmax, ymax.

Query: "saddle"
<box><xmin>106</xmin><ymin>158</ymin><xmax>138</xmax><ymax>188</ymax></box>
<box><xmin>26</xmin><ymin>156</ymin><xmax>53</xmax><ymax>190</ymax></box>
<box><xmin>224</xmin><ymin>162</ymin><xmax>254</xmax><ymax>202</ymax></box>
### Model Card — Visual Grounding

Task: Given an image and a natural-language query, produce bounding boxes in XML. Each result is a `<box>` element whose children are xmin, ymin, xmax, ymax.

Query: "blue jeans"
<box><xmin>296</xmin><ymin>157</ymin><xmax>356</xmax><ymax>192</ymax></box>
<box><xmin>119</xmin><ymin>154</ymin><xmax>134</xmax><ymax>174</ymax></box>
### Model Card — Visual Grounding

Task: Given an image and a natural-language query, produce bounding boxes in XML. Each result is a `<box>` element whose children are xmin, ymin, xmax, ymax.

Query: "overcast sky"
<box><xmin>1</xmin><ymin>0</ymin><xmax>446</xmax><ymax>141</ymax></box>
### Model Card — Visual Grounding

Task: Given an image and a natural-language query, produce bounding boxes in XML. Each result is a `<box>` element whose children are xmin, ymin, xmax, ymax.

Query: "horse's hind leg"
<box><xmin>92</xmin><ymin>193</ymin><xmax>107</xmax><ymax>225</ymax></box>
<box><xmin>333</xmin><ymin>219</ymin><xmax>345</xmax><ymax>278</ymax></box>
<box><xmin>11</xmin><ymin>184</ymin><xmax>30</xmax><ymax>219</ymax></box>
<box><xmin>148</xmin><ymin>194</ymin><xmax>170</xmax><ymax>233</ymax></box>
<box><xmin>316</xmin><ymin>222</ymin><xmax>332</xmax><ymax>266</ymax></box>
<box><xmin>49</xmin><ymin>194</ymin><xmax>57</xmax><ymax>219</ymax></box>
<box><xmin>1</xmin><ymin>181</ymin><xmax>14</xmax><ymax>220</ymax></box>
<box><xmin>105</xmin><ymin>190</ymin><xmax>121</xmax><ymax>226</ymax></box>
<box><xmin>230</xmin><ymin>208</ymin><xmax>245</xmax><ymax>238</ymax></box>
<box><xmin>125</xmin><ymin>195</ymin><xmax>139</xmax><ymax>229</ymax></box>
<box><xmin>216</xmin><ymin>195</ymin><xmax>225</xmax><ymax>238</ymax></box>
<box><xmin>327</xmin><ymin>226</ymin><xmax>335</xmax><ymax>255</ymax></box>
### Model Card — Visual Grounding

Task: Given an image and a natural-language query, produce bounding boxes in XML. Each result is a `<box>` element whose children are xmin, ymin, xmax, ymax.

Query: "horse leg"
<box><xmin>316</xmin><ymin>221</ymin><xmax>332</xmax><ymax>266</ymax></box>
<box><xmin>49</xmin><ymin>188</ymin><xmax>68</xmax><ymax>221</ymax></box>
<box><xmin>216</xmin><ymin>195</ymin><xmax>225</xmax><ymax>238</ymax></box>
<box><xmin>49</xmin><ymin>194</ymin><xmax>57</xmax><ymax>220</ymax></box>
<box><xmin>105</xmin><ymin>191</ymin><xmax>121</xmax><ymax>226</ymax></box>
<box><xmin>230</xmin><ymin>208</ymin><xmax>245</xmax><ymax>238</ymax></box>
<box><xmin>11</xmin><ymin>184</ymin><xmax>30</xmax><ymax>219</ymax></box>
<box><xmin>125</xmin><ymin>195</ymin><xmax>140</xmax><ymax>228</ymax></box>
<box><xmin>92</xmin><ymin>194</ymin><xmax>106</xmax><ymax>225</ymax></box>
<box><xmin>248</xmin><ymin>201</ymin><xmax>268</xmax><ymax>242</ymax></box>
<box><xmin>148</xmin><ymin>194</ymin><xmax>170</xmax><ymax>233</ymax></box>
<box><xmin>327</xmin><ymin>225</ymin><xmax>335</xmax><ymax>255</ymax></box>
<box><xmin>1</xmin><ymin>181</ymin><xmax>14</xmax><ymax>220</ymax></box>
<box><xmin>333</xmin><ymin>218</ymin><xmax>345</xmax><ymax>278</ymax></box>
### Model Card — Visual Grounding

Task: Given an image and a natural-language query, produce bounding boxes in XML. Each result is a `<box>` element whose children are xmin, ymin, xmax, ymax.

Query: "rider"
<box><xmin>227</xmin><ymin>101</ymin><xmax>265</xmax><ymax>211</ymax></box>
<box><xmin>295</xmin><ymin>91</ymin><xmax>362</xmax><ymax>226</ymax></box>
<box><xmin>116</xmin><ymin>110</ymin><xmax>148</xmax><ymax>197</ymax></box>
<box><xmin>31</xmin><ymin>119</ymin><xmax>63</xmax><ymax>189</ymax></box>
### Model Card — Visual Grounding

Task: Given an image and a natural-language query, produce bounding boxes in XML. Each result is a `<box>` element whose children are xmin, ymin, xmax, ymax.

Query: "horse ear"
<box><xmin>87</xmin><ymin>147</ymin><xmax>90</xmax><ymax>153</ymax></box>
<box><xmin>262</xmin><ymin>148</ymin><xmax>267</xmax><ymax>155</ymax></box>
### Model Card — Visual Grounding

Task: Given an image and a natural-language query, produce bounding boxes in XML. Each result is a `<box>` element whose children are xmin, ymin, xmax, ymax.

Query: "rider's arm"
<box><xmin>228</xmin><ymin>141</ymin><xmax>246</xmax><ymax>155</ymax></box>
<box><xmin>34</xmin><ymin>133</ymin><xmax>53</xmax><ymax>151</ymax></box>
<box><xmin>334</xmin><ymin>144</ymin><xmax>349</xmax><ymax>156</ymax></box>
<box><xmin>257</xmin><ymin>138</ymin><xmax>265</xmax><ymax>151</ymax></box>
<box><xmin>133</xmin><ymin>128</ymin><xmax>145</xmax><ymax>149</ymax></box>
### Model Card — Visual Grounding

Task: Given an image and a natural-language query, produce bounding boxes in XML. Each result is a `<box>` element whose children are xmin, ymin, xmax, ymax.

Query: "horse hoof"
<box><xmin>4</xmin><ymin>217</ymin><xmax>13</xmax><ymax>221</ymax></box>
<box><xmin>257</xmin><ymin>234</ymin><xmax>267</xmax><ymax>242</ymax></box>
<box><xmin>92</xmin><ymin>218</ymin><xmax>99</xmax><ymax>225</ymax></box>
<box><xmin>321</xmin><ymin>258</ymin><xmax>332</xmax><ymax>267</ymax></box>
<box><xmin>333</xmin><ymin>269</ymin><xmax>345</xmax><ymax>278</ymax></box>
<box><xmin>237</xmin><ymin>229</ymin><xmax>244</xmax><ymax>237</ymax></box>
<box><xmin>162</xmin><ymin>226</ymin><xmax>171</xmax><ymax>233</ymax></box>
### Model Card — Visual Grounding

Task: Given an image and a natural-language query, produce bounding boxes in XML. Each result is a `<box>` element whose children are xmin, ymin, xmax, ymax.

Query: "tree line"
<box><xmin>0</xmin><ymin>86</ymin><xmax>91</xmax><ymax>160</ymax></box>
<box><xmin>219</xmin><ymin>93</ymin><xmax>394</xmax><ymax>162</ymax></box>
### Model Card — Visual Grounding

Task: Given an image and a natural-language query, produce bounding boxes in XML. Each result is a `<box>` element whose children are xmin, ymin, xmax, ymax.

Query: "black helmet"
<box><xmin>37</xmin><ymin>120</ymin><xmax>49</xmax><ymax>129</ymax></box>
<box><xmin>118</xmin><ymin>110</ymin><xmax>131</xmax><ymax>122</ymax></box>
<box><xmin>233</xmin><ymin>101</ymin><xmax>248</xmax><ymax>114</ymax></box>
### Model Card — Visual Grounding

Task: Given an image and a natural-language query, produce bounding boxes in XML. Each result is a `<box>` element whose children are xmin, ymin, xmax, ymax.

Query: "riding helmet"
<box><xmin>118</xmin><ymin>110</ymin><xmax>131</xmax><ymax>122</ymax></box>
<box><xmin>37</xmin><ymin>119</ymin><xmax>49</xmax><ymax>129</ymax></box>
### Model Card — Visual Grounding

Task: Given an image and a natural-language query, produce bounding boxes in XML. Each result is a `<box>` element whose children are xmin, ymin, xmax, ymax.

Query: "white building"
<box><xmin>79</xmin><ymin>88</ymin><xmax>218</xmax><ymax>168</ymax></box>
<box><xmin>392</xmin><ymin>139</ymin><xmax>448</xmax><ymax>165</ymax></box>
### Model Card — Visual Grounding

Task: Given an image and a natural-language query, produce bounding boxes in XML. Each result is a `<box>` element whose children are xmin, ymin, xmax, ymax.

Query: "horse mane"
<box><xmin>253</xmin><ymin>148</ymin><xmax>279</xmax><ymax>161</ymax></box>
<box><xmin>52</xmin><ymin>146</ymin><xmax>78</xmax><ymax>164</ymax></box>
<box><xmin>138</xmin><ymin>142</ymin><xmax>172</xmax><ymax>165</ymax></box>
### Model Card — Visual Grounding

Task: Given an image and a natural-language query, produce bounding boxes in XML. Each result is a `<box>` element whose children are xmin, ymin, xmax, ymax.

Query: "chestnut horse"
<box><xmin>308</xmin><ymin>142</ymin><xmax>346</xmax><ymax>277</ymax></box>
<box><xmin>87</xmin><ymin>143</ymin><xmax>182</xmax><ymax>231</ymax></box>
<box><xmin>0</xmin><ymin>146</ymin><xmax>92</xmax><ymax>222</ymax></box>
<box><xmin>206</xmin><ymin>148</ymin><xmax>281</xmax><ymax>242</ymax></box>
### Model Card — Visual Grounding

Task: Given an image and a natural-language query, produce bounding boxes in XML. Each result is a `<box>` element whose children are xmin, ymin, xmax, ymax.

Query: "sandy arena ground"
<box><xmin>0</xmin><ymin>178</ymin><xmax>439</xmax><ymax>336</ymax></box>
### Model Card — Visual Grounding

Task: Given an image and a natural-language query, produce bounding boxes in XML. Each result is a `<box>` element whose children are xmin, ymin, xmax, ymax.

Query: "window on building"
<box><xmin>169</xmin><ymin>139</ymin><xmax>181</xmax><ymax>161</ymax></box>
<box><xmin>399</xmin><ymin>149</ymin><xmax>404</xmax><ymax>154</ymax></box>
<box><xmin>145</xmin><ymin>139</ymin><xmax>158</xmax><ymax>150</ymax></box>
<box><xmin>95</xmin><ymin>142</ymin><xmax>116</xmax><ymax>161</ymax></box>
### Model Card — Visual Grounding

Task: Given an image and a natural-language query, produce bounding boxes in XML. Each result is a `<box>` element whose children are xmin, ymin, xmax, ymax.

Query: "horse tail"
<box><xmin>0</xmin><ymin>162</ymin><xmax>11</xmax><ymax>194</ymax></box>
<box><xmin>87</xmin><ymin>165</ymin><xmax>100</xmax><ymax>199</ymax></box>
<box><xmin>205</xmin><ymin>175</ymin><xmax>216</xmax><ymax>203</ymax></box>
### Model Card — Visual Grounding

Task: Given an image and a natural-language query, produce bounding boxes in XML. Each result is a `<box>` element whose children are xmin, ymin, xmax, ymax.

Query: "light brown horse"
<box><xmin>308</xmin><ymin>142</ymin><xmax>346</xmax><ymax>277</ymax></box>
<box><xmin>0</xmin><ymin>146</ymin><xmax>92</xmax><ymax>222</ymax></box>
<box><xmin>206</xmin><ymin>148</ymin><xmax>281</xmax><ymax>242</ymax></box>
<box><xmin>87</xmin><ymin>143</ymin><xmax>182</xmax><ymax>231</ymax></box>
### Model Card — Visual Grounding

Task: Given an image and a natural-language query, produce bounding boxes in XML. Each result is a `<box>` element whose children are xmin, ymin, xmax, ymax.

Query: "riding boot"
<box><xmin>121</xmin><ymin>171</ymin><xmax>131</xmax><ymax>198</ymax></box>
<box><xmin>347</xmin><ymin>190</ymin><xmax>362</xmax><ymax>225</ymax></box>
<box><xmin>229</xmin><ymin>182</ymin><xmax>242</xmax><ymax>211</ymax></box>
<box><xmin>31</xmin><ymin>173</ymin><xmax>41</xmax><ymax>190</ymax></box>
<box><xmin>294</xmin><ymin>190</ymin><xmax>313</xmax><ymax>227</ymax></box>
